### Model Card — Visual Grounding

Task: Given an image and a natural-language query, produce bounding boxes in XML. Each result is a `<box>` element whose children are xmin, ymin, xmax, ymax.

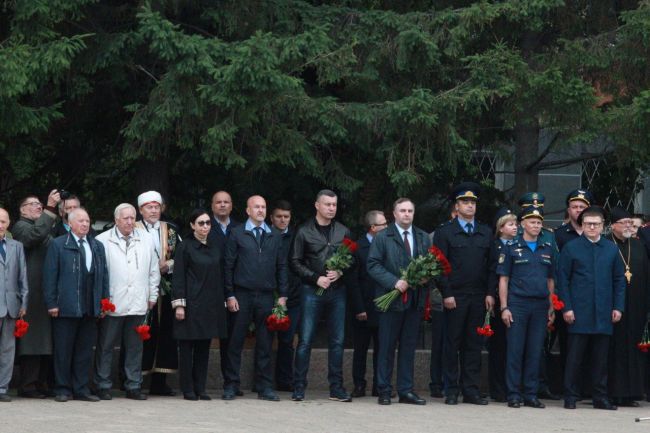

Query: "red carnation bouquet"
<box><xmin>14</xmin><ymin>319</ymin><xmax>29</xmax><ymax>338</ymax></box>
<box><xmin>317</xmin><ymin>237</ymin><xmax>358</xmax><ymax>295</ymax></box>
<box><xmin>134</xmin><ymin>313</ymin><xmax>151</xmax><ymax>341</ymax></box>
<box><xmin>551</xmin><ymin>294</ymin><xmax>564</xmax><ymax>311</ymax></box>
<box><xmin>266</xmin><ymin>303</ymin><xmax>291</xmax><ymax>332</ymax></box>
<box><xmin>374</xmin><ymin>246</ymin><xmax>452</xmax><ymax>312</ymax></box>
<box><xmin>100</xmin><ymin>298</ymin><xmax>116</xmax><ymax>314</ymax></box>
<box><xmin>638</xmin><ymin>323</ymin><xmax>650</xmax><ymax>352</ymax></box>
<box><xmin>477</xmin><ymin>311</ymin><xmax>495</xmax><ymax>337</ymax></box>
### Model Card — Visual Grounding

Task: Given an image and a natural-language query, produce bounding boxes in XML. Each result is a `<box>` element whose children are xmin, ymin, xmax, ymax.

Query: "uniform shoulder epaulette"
<box><xmin>439</xmin><ymin>220</ymin><xmax>453</xmax><ymax>228</ymax></box>
<box><xmin>543</xmin><ymin>227</ymin><xmax>554</xmax><ymax>233</ymax></box>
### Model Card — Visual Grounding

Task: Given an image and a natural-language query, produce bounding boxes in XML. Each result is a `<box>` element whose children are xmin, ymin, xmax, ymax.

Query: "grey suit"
<box><xmin>0</xmin><ymin>238</ymin><xmax>29</xmax><ymax>393</ymax></box>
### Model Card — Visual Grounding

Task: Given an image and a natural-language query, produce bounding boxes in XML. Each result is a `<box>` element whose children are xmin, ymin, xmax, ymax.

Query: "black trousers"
<box><xmin>443</xmin><ymin>293</ymin><xmax>485</xmax><ymax>397</ymax></box>
<box><xmin>18</xmin><ymin>355</ymin><xmax>53</xmax><ymax>392</ymax></box>
<box><xmin>429</xmin><ymin>310</ymin><xmax>444</xmax><ymax>392</ymax></box>
<box><xmin>224</xmin><ymin>289</ymin><xmax>274</xmax><ymax>392</ymax></box>
<box><xmin>219</xmin><ymin>310</ymin><xmax>236</xmax><ymax>383</ymax></box>
<box><xmin>487</xmin><ymin>306</ymin><xmax>507</xmax><ymax>400</ymax></box>
<box><xmin>564</xmin><ymin>333</ymin><xmax>609</xmax><ymax>402</ymax></box>
<box><xmin>178</xmin><ymin>339</ymin><xmax>211</xmax><ymax>395</ymax></box>
<box><xmin>351</xmin><ymin>321</ymin><xmax>378</xmax><ymax>390</ymax></box>
<box><xmin>52</xmin><ymin>316</ymin><xmax>97</xmax><ymax>397</ymax></box>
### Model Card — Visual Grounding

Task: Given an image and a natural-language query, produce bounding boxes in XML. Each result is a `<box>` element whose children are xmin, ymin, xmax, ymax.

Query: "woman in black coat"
<box><xmin>172</xmin><ymin>209</ymin><xmax>227</xmax><ymax>400</ymax></box>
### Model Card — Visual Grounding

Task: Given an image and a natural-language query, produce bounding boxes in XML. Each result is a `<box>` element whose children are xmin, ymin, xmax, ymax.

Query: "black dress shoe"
<box><xmin>198</xmin><ymin>393</ymin><xmax>212</xmax><ymax>401</ymax></box>
<box><xmin>54</xmin><ymin>394</ymin><xmax>69</xmax><ymax>402</ymax></box>
<box><xmin>258</xmin><ymin>390</ymin><xmax>280</xmax><ymax>402</ymax></box>
<box><xmin>378</xmin><ymin>395</ymin><xmax>391</xmax><ymax>405</ymax></box>
<box><xmin>351</xmin><ymin>386</ymin><xmax>366</xmax><ymax>398</ymax></box>
<box><xmin>463</xmin><ymin>395</ymin><xmax>489</xmax><ymax>405</ymax></box>
<box><xmin>524</xmin><ymin>398</ymin><xmax>545</xmax><ymax>408</ymax></box>
<box><xmin>538</xmin><ymin>389</ymin><xmax>561</xmax><ymax>400</ymax></box>
<box><xmin>593</xmin><ymin>399</ymin><xmax>617</xmax><ymax>410</ymax></box>
<box><xmin>235</xmin><ymin>389</ymin><xmax>244</xmax><ymax>397</ymax></box>
<box><xmin>126</xmin><ymin>390</ymin><xmax>147</xmax><ymax>400</ymax></box>
<box><xmin>0</xmin><ymin>393</ymin><xmax>12</xmax><ymax>402</ymax></box>
<box><xmin>507</xmin><ymin>400</ymin><xmax>520</xmax><ymax>408</ymax></box>
<box><xmin>445</xmin><ymin>395</ymin><xmax>458</xmax><ymax>405</ymax></box>
<box><xmin>398</xmin><ymin>392</ymin><xmax>426</xmax><ymax>405</ymax></box>
<box><xmin>564</xmin><ymin>399</ymin><xmax>576</xmax><ymax>409</ymax></box>
<box><xmin>74</xmin><ymin>394</ymin><xmax>100</xmax><ymax>402</ymax></box>
<box><xmin>183</xmin><ymin>393</ymin><xmax>198</xmax><ymax>401</ymax></box>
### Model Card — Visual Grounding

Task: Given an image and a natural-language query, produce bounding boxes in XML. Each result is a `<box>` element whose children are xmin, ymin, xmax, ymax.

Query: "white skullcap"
<box><xmin>137</xmin><ymin>191</ymin><xmax>163</xmax><ymax>207</ymax></box>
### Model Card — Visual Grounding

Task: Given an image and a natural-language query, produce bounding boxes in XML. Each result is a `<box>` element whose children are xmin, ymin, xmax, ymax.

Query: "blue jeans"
<box><xmin>293</xmin><ymin>285</ymin><xmax>346</xmax><ymax>392</ymax></box>
<box><xmin>275</xmin><ymin>304</ymin><xmax>301</xmax><ymax>387</ymax></box>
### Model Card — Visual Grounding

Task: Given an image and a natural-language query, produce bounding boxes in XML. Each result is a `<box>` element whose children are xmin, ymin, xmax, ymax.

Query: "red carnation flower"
<box><xmin>342</xmin><ymin>237</ymin><xmax>358</xmax><ymax>254</ymax></box>
<box><xmin>100</xmin><ymin>298</ymin><xmax>116</xmax><ymax>313</ymax></box>
<box><xmin>14</xmin><ymin>319</ymin><xmax>29</xmax><ymax>338</ymax></box>
<box><xmin>551</xmin><ymin>294</ymin><xmax>564</xmax><ymax>311</ymax></box>
<box><xmin>135</xmin><ymin>324</ymin><xmax>151</xmax><ymax>341</ymax></box>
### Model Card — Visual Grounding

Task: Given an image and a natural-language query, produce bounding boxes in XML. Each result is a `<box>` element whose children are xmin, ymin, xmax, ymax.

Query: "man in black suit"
<box><xmin>350</xmin><ymin>210</ymin><xmax>387</xmax><ymax>398</ymax></box>
<box><xmin>367</xmin><ymin>198</ymin><xmax>430</xmax><ymax>406</ymax></box>
<box><xmin>433</xmin><ymin>182</ymin><xmax>495</xmax><ymax>406</ymax></box>
<box><xmin>207</xmin><ymin>190</ymin><xmax>242</xmax><ymax>393</ymax></box>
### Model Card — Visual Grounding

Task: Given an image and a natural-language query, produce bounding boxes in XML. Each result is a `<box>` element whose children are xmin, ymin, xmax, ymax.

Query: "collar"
<box><xmin>366</xmin><ymin>232</ymin><xmax>374</xmax><ymax>244</ymax></box>
<box><xmin>395</xmin><ymin>223</ymin><xmax>412</xmax><ymax>235</ymax></box>
<box><xmin>144</xmin><ymin>220</ymin><xmax>160</xmax><ymax>230</ymax></box>
<box><xmin>245</xmin><ymin>219</ymin><xmax>271</xmax><ymax>233</ymax></box>
<box><xmin>115</xmin><ymin>227</ymin><xmax>133</xmax><ymax>240</ymax></box>
<box><xmin>457</xmin><ymin>217</ymin><xmax>475</xmax><ymax>229</ymax></box>
<box><xmin>214</xmin><ymin>216</ymin><xmax>231</xmax><ymax>228</ymax></box>
<box><xmin>71</xmin><ymin>232</ymin><xmax>86</xmax><ymax>244</ymax></box>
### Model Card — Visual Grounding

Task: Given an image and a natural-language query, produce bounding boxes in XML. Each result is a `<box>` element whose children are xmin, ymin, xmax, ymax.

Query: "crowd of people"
<box><xmin>0</xmin><ymin>182</ymin><xmax>649</xmax><ymax>412</ymax></box>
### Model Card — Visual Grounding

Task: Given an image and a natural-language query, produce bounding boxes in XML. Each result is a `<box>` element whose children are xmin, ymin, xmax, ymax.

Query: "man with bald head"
<box><xmin>222</xmin><ymin>195</ymin><xmax>288</xmax><ymax>401</ymax></box>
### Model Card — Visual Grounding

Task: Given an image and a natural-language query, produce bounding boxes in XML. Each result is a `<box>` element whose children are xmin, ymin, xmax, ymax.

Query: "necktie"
<box><xmin>0</xmin><ymin>240</ymin><xmax>6</xmax><ymax>261</ymax></box>
<box><xmin>123</xmin><ymin>236</ymin><xmax>131</xmax><ymax>249</ymax></box>
<box><xmin>79</xmin><ymin>239</ymin><xmax>88</xmax><ymax>271</ymax></box>
<box><xmin>402</xmin><ymin>231</ymin><xmax>411</xmax><ymax>304</ymax></box>
<box><xmin>466</xmin><ymin>223</ymin><xmax>474</xmax><ymax>235</ymax></box>
<box><xmin>254</xmin><ymin>227</ymin><xmax>262</xmax><ymax>246</ymax></box>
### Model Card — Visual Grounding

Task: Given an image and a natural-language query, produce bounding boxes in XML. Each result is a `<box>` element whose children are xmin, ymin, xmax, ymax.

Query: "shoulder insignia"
<box><xmin>543</xmin><ymin>227</ymin><xmax>554</xmax><ymax>233</ymax></box>
<box><xmin>498</xmin><ymin>253</ymin><xmax>505</xmax><ymax>264</ymax></box>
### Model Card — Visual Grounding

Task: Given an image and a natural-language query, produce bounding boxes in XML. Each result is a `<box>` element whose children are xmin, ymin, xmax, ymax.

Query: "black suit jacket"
<box><xmin>349</xmin><ymin>235</ymin><xmax>378</xmax><ymax>326</ymax></box>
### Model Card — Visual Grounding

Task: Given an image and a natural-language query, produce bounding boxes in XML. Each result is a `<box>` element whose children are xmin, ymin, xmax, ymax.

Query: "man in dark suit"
<box><xmin>207</xmin><ymin>190</ymin><xmax>242</xmax><ymax>393</ymax></box>
<box><xmin>350</xmin><ymin>210</ymin><xmax>387</xmax><ymax>398</ymax></box>
<box><xmin>433</xmin><ymin>182</ymin><xmax>495</xmax><ymax>405</ymax></box>
<box><xmin>222</xmin><ymin>195</ymin><xmax>288</xmax><ymax>401</ymax></box>
<box><xmin>367</xmin><ymin>198</ymin><xmax>430</xmax><ymax>406</ymax></box>
<box><xmin>0</xmin><ymin>208</ymin><xmax>29</xmax><ymax>402</ymax></box>
<box><xmin>43</xmin><ymin>208</ymin><xmax>110</xmax><ymax>402</ymax></box>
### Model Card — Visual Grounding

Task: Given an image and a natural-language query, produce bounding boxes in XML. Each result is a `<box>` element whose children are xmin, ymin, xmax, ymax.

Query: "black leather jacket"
<box><xmin>290</xmin><ymin>218</ymin><xmax>352</xmax><ymax>287</ymax></box>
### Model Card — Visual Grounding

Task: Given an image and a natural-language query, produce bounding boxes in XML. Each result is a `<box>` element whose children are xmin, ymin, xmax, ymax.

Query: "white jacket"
<box><xmin>96</xmin><ymin>227</ymin><xmax>160</xmax><ymax>316</ymax></box>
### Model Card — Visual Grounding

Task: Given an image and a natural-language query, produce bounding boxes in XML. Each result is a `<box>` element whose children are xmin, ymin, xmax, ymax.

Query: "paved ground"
<box><xmin>3</xmin><ymin>391</ymin><xmax>650</xmax><ymax>433</ymax></box>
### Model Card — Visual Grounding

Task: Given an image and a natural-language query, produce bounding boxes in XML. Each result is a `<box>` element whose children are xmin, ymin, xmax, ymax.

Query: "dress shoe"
<box><xmin>54</xmin><ymin>394</ymin><xmax>69</xmax><ymax>402</ymax></box>
<box><xmin>258</xmin><ymin>390</ymin><xmax>280</xmax><ymax>402</ymax></box>
<box><xmin>183</xmin><ymin>393</ymin><xmax>198</xmax><ymax>401</ymax></box>
<box><xmin>523</xmin><ymin>398</ymin><xmax>545</xmax><ymax>408</ymax></box>
<box><xmin>291</xmin><ymin>387</ymin><xmax>305</xmax><ymax>401</ymax></box>
<box><xmin>507</xmin><ymin>400</ymin><xmax>520</xmax><ymax>408</ymax></box>
<box><xmin>378</xmin><ymin>395</ymin><xmax>391</xmax><ymax>405</ymax></box>
<box><xmin>430</xmin><ymin>387</ymin><xmax>444</xmax><ymax>398</ymax></box>
<box><xmin>96</xmin><ymin>390</ymin><xmax>112</xmax><ymax>401</ymax></box>
<box><xmin>351</xmin><ymin>386</ymin><xmax>366</xmax><ymax>398</ymax></box>
<box><xmin>222</xmin><ymin>388</ymin><xmax>236</xmax><ymax>401</ymax></box>
<box><xmin>149</xmin><ymin>386</ymin><xmax>176</xmax><ymax>397</ymax></box>
<box><xmin>463</xmin><ymin>394</ymin><xmax>488</xmax><ymax>405</ymax></box>
<box><xmin>329</xmin><ymin>388</ymin><xmax>352</xmax><ymax>402</ymax></box>
<box><xmin>276</xmin><ymin>383</ymin><xmax>293</xmax><ymax>392</ymax></box>
<box><xmin>198</xmin><ymin>393</ymin><xmax>212</xmax><ymax>401</ymax></box>
<box><xmin>445</xmin><ymin>395</ymin><xmax>458</xmax><ymax>405</ymax></box>
<box><xmin>593</xmin><ymin>399</ymin><xmax>617</xmax><ymax>410</ymax></box>
<box><xmin>18</xmin><ymin>390</ymin><xmax>46</xmax><ymax>399</ymax></box>
<box><xmin>564</xmin><ymin>399</ymin><xmax>576</xmax><ymax>409</ymax></box>
<box><xmin>398</xmin><ymin>392</ymin><xmax>426</xmax><ymax>405</ymax></box>
<box><xmin>538</xmin><ymin>389</ymin><xmax>561</xmax><ymax>400</ymax></box>
<box><xmin>74</xmin><ymin>394</ymin><xmax>100</xmax><ymax>402</ymax></box>
<box><xmin>0</xmin><ymin>393</ymin><xmax>11</xmax><ymax>402</ymax></box>
<box><xmin>126</xmin><ymin>390</ymin><xmax>147</xmax><ymax>400</ymax></box>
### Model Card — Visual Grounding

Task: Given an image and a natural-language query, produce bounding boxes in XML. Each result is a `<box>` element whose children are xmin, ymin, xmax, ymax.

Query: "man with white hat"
<box><xmin>135</xmin><ymin>191</ymin><xmax>181</xmax><ymax>396</ymax></box>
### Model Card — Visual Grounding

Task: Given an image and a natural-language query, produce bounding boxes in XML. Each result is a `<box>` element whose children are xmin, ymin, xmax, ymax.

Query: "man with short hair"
<box><xmin>350</xmin><ymin>210</ymin><xmax>387</xmax><ymax>398</ymax></box>
<box><xmin>555</xmin><ymin>189</ymin><xmax>594</xmax><ymax>251</ymax></box>
<box><xmin>136</xmin><ymin>191</ymin><xmax>181</xmax><ymax>396</ymax></box>
<box><xmin>43</xmin><ymin>208</ymin><xmax>109</xmax><ymax>402</ymax></box>
<box><xmin>51</xmin><ymin>195</ymin><xmax>81</xmax><ymax>238</ymax></box>
<box><xmin>290</xmin><ymin>189</ymin><xmax>353</xmax><ymax>402</ymax></box>
<box><xmin>368</xmin><ymin>199</ymin><xmax>430</xmax><ymax>406</ymax></box>
<box><xmin>223</xmin><ymin>195</ymin><xmax>288</xmax><ymax>401</ymax></box>
<box><xmin>557</xmin><ymin>206</ymin><xmax>625</xmax><ymax>410</ymax></box>
<box><xmin>0</xmin><ymin>208</ymin><xmax>29</xmax><ymax>402</ymax></box>
<box><xmin>94</xmin><ymin>204</ymin><xmax>160</xmax><ymax>401</ymax></box>
<box><xmin>13</xmin><ymin>190</ymin><xmax>60</xmax><ymax>398</ymax></box>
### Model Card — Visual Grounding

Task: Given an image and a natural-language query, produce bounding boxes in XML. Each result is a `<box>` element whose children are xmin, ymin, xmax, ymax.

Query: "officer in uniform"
<box><xmin>434</xmin><ymin>182</ymin><xmax>494</xmax><ymax>405</ymax></box>
<box><xmin>517</xmin><ymin>192</ymin><xmax>560</xmax><ymax>400</ymax></box>
<box><xmin>497</xmin><ymin>207</ymin><xmax>555</xmax><ymax>408</ymax></box>
<box><xmin>555</xmin><ymin>189</ymin><xmax>594</xmax><ymax>251</ymax></box>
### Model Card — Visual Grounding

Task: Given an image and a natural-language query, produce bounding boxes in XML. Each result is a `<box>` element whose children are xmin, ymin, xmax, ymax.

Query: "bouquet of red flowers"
<box><xmin>638</xmin><ymin>323</ymin><xmax>650</xmax><ymax>352</ymax></box>
<box><xmin>551</xmin><ymin>294</ymin><xmax>564</xmax><ymax>311</ymax></box>
<box><xmin>317</xmin><ymin>238</ymin><xmax>358</xmax><ymax>295</ymax></box>
<box><xmin>100</xmin><ymin>298</ymin><xmax>116</xmax><ymax>314</ymax></box>
<box><xmin>477</xmin><ymin>311</ymin><xmax>495</xmax><ymax>337</ymax></box>
<box><xmin>14</xmin><ymin>319</ymin><xmax>29</xmax><ymax>338</ymax></box>
<box><xmin>374</xmin><ymin>246</ymin><xmax>452</xmax><ymax>312</ymax></box>
<box><xmin>134</xmin><ymin>313</ymin><xmax>151</xmax><ymax>341</ymax></box>
<box><xmin>266</xmin><ymin>303</ymin><xmax>291</xmax><ymax>332</ymax></box>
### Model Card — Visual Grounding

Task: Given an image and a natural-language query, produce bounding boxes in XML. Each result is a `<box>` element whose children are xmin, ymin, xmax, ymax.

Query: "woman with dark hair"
<box><xmin>171</xmin><ymin>209</ymin><xmax>227</xmax><ymax>400</ymax></box>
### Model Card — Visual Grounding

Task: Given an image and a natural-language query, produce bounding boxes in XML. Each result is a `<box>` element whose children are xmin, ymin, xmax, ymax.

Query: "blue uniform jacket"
<box><xmin>556</xmin><ymin>235</ymin><xmax>626</xmax><ymax>335</ymax></box>
<box><xmin>496</xmin><ymin>236</ymin><xmax>554</xmax><ymax>300</ymax></box>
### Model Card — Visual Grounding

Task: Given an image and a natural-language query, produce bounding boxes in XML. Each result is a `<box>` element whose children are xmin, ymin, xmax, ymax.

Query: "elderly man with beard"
<box><xmin>135</xmin><ymin>191</ymin><xmax>181</xmax><ymax>396</ymax></box>
<box><xmin>13</xmin><ymin>190</ymin><xmax>60</xmax><ymax>398</ymax></box>
<box><xmin>94</xmin><ymin>204</ymin><xmax>160</xmax><ymax>401</ymax></box>
<box><xmin>606</xmin><ymin>207</ymin><xmax>650</xmax><ymax>407</ymax></box>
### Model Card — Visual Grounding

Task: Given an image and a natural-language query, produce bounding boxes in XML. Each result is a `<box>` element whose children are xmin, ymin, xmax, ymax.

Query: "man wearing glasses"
<box><xmin>12</xmin><ymin>190</ymin><xmax>61</xmax><ymax>398</ymax></box>
<box><xmin>556</xmin><ymin>206</ymin><xmax>625</xmax><ymax>410</ymax></box>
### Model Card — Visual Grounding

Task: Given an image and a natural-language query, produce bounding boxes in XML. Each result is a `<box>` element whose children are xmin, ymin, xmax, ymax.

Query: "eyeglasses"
<box><xmin>373</xmin><ymin>222</ymin><xmax>388</xmax><ymax>227</ymax></box>
<box><xmin>195</xmin><ymin>220</ymin><xmax>211</xmax><ymax>227</ymax></box>
<box><xmin>583</xmin><ymin>222</ymin><xmax>603</xmax><ymax>228</ymax></box>
<box><xmin>614</xmin><ymin>220</ymin><xmax>633</xmax><ymax>226</ymax></box>
<box><xmin>21</xmin><ymin>201</ymin><xmax>42</xmax><ymax>208</ymax></box>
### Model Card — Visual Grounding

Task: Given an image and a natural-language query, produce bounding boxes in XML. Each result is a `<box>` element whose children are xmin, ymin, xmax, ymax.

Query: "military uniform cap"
<box><xmin>566</xmin><ymin>189</ymin><xmax>593</xmax><ymax>206</ymax></box>
<box><xmin>493</xmin><ymin>207</ymin><xmax>514</xmax><ymax>227</ymax></box>
<box><xmin>518</xmin><ymin>192</ymin><xmax>545</xmax><ymax>208</ymax></box>
<box><xmin>451</xmin><ymin>182</ymin><xmax>481</xmax><ymax>201</ymax></box>
<box><xmin>519</xmin><ymin>207</ymin><xmax>544</xmax><ymax>222</ymax></box>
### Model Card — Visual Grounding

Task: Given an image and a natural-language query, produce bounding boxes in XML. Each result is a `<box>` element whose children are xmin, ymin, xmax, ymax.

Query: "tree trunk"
<box><xmin>134</xmin><ymin>156</ymin><xmax>170</xmax><ymax>201</ymax></box>
<box><xmin>512</xmin><ymin>121</ymin><xmax>539</xmax><ymax>200</ymax></box>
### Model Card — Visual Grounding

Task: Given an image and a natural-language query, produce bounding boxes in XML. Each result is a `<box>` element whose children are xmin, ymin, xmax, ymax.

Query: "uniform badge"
<box><xmin>498</xmin><ymin>253</ymin><xmax>505</xmax><ymax>264</ymax></box>
<box><xmin>514</xmin><ymin>248</ymin><xmax>523</xmax><ymax>257</ymax></box>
